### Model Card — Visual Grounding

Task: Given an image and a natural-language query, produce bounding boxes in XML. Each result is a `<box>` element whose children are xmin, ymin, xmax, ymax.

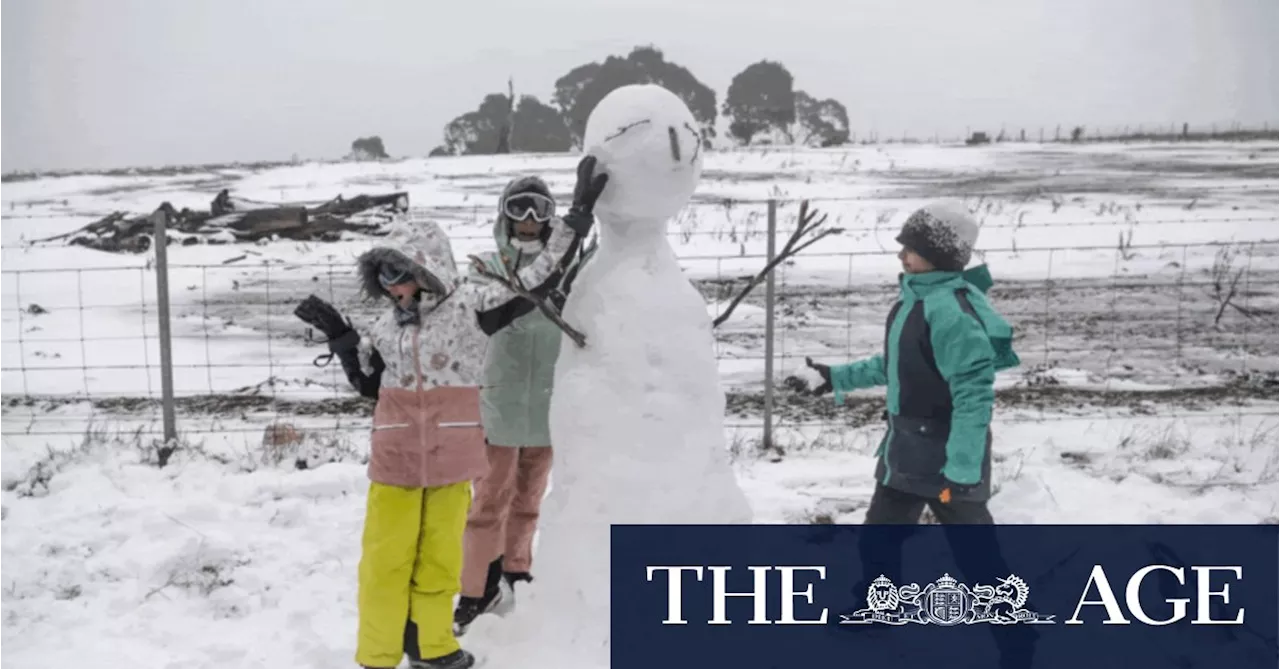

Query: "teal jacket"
<box><xmin>829</xmin><ymin>265</ymin><xmax>1018</xmax><ymax>500</ymax></box>
<box><xmin>473</xmin><ymin>216</ymin><xmax>594</xmax><ymax>447</ymax></box>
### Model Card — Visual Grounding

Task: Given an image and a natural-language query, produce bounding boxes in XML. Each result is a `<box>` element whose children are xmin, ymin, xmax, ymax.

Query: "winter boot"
<box><xmin>408</xmin><ymin>649</ymin><xmax>476</xmax><ymax>669</ymax></box>
<box><xmin>503</xmin><ymin>571</ymin><xmax>533</xmax><ymax>588</ymax></box>
<box><xmin>453</xmin><ymin>557</ymin><xmax>512</xmax><ymax>636</ymax></box>
<box><xmin>495</xmin><ymin>571</ymin><xmax>532</xmax><ymax>614</ymax></box>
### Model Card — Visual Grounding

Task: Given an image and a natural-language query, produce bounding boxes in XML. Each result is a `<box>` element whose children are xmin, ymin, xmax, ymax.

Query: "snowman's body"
<box><xmin>482</xmin><ymin>84</ymin><xmax>752</xmax><ymax>667</ymax></box>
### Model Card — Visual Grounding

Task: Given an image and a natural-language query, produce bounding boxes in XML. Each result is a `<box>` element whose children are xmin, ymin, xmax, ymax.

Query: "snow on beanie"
<box><xmin>894</xmin><ymin>200</ymin><xmax>980</xmax><ymax>271</ymax></box>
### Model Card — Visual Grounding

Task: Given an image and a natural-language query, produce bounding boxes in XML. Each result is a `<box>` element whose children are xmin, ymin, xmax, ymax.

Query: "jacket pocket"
<box><xmin>887</xmin><ymin>414</ymin><xmax>950</xmax><ymax>488</ymax></box>
<box><xmin>424</xmin><ymin>389</ymin><xmax>488</xmax><ymax>485</ymax></box>
<box><xmin>434</xmin><ymin>418</ymin><xmax>485</xmax><ymax>452</ymax></box>
<box><xmin>370</xmin><ymin>393</ymin><xmax>417</xmax><ymax>452</ymax></box>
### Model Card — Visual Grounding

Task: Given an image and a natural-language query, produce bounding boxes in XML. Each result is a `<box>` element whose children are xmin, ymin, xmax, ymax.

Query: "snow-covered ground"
<box><xmin>2</xmin><ymin>141</ymin><xmax>1277</xmax><ymax>668</ymax></box>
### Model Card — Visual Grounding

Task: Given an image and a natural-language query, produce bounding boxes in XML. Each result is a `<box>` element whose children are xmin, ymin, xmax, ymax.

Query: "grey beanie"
<box><xmin>894</xmin><ymin>200</ymin><xmax>980</xmax><ymax>271</ymax></box>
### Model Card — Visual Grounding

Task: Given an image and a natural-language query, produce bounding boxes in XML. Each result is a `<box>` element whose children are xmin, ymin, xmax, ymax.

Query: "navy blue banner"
<box><xmin>611</xmin><ymin>525</ymin><xmax>1278</xmax><ymax>669</ymax></box>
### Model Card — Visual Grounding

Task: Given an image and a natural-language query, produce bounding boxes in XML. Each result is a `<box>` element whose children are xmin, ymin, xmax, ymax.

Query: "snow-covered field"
<box><xmin>2</xmin><ymin>141</ymin><xmax>1278</xmax><ymax>668</ymax></box>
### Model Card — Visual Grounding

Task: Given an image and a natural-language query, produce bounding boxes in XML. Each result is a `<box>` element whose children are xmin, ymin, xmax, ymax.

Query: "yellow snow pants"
<box><xmin>355</xmin><ymin>480</ymin><xmax>472</xmax><ymax>668</ymax></box>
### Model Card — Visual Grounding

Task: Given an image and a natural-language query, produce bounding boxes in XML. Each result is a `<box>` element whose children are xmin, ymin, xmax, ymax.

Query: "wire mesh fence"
<box><xmin>2</xmin><ymin>199</ymin><xmax>1277</xmax><ymax>447</ymax></box>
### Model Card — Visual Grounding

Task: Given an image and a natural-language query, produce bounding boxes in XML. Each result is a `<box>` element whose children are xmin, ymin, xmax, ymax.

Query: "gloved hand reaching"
<box><xmin>805</xmin><ymin>356</ymin><xmax>833</xmax><ymax>396</ymax></box>
<box><xmin>294</xmin><ymin>294</ymin><xmax>358</xmax><ymax>353</ymax></box>
<box><xmin>562</xmin><ymin>155</ymin><xmax>609</xmax><ymax>237</ymax></box>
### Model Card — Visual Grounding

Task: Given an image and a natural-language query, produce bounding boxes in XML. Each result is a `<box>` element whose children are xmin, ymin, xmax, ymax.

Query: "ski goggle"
<box><xmin>378</xmin><ymin>265</ymin><xmax>415</xmax><ymax>289</ymax></box>
<box><xmin>502</xmin><ymin>192</ymin><xmax>556</xmax><ymax>223</ymax></box>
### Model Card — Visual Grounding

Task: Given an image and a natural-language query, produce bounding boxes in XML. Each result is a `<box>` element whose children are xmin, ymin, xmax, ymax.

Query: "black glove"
<box><xmin>805</xmin><ymin>356</ymin><xmax>833</xmax><ymax>396</ymax></box>
<box><xmin>562</xmin><ymin>155</ymin><xmax>609</xmax><ymax>237</ymax></box>
<box><xmin>294</xmin><ymin>294</ymin><xmax>357</xmax><ymax>353</ymax></box>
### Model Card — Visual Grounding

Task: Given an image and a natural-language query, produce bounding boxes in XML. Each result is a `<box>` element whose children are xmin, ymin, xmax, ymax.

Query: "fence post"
<box><xmin>152</xmin><ymin>209</ymin><xmax>177</xmax><ymax>444</ymax></box>
<box><xmin>763</xmin><ymin>200</ymin><xmax>777</xmax><ymax>453</ymax></box>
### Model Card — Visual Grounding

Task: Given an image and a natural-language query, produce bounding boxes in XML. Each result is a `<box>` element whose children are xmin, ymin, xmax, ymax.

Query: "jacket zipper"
<box><xmin>373</xmin><ymin>423</ymin><xmax>410</xmax><ymax>431</ymax></box>
<box><xmin>881</xmin><ymin>421</ymin><xmax>895</xmax><ymax>485</ymax></box>
<box><xmin>412</xmin><ymin>326</ymin><xmax>428</xmax><ymax>481</ymax></box>
<box><xmin>525</xmin><ymin>324</ymin><xmax>535</xmax><ymax>436</ymax></box>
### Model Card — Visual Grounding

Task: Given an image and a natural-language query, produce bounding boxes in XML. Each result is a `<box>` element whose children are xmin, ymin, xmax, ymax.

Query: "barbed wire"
<box><xmin>6</xmin><ymin>276</ymin><xmax>1277</xmax><ymax>317</ymax></box>
<box><xmin>4</xmin><ymin>407</ymin><xmax>1276</xmax><ymax>439</ymax></box>
<box><xmin>3</xmin><ymin>235</ymin><xmax>1276</xmax><ymax>277</ymax></box>
<box><xmin>3</xmin><ymin>218</ymin><xmax>1275</xmax><ymax>443</ymax></box>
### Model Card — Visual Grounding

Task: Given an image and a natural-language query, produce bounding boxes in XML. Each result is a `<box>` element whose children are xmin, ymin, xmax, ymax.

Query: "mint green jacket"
<box><xmin>473</xmin><ymin>216</ymin><xmax>593</xmax><ymax>447</ymax></box>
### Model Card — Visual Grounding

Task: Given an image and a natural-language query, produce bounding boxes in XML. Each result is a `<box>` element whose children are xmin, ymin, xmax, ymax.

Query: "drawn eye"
<box><xmin>604</xmin><ymin>119</ymin><xmax>652</xmax><ymax>143</ymax></box>
<box><xmin>683</xmin><ymin>123</ymin><xmax>701</xmax><ymax>165</ymax></box>
<box><xmin>667</xmin><ymin>127</ymin><xmax>681</xmax><ymax>162</ymax></box>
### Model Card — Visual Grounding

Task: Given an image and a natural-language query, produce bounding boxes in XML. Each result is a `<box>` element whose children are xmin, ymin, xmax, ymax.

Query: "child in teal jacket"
<box><xmin>808</xmin><ymin>200</ymin><xmax>1020</xmax><ymax>524</ymax></box>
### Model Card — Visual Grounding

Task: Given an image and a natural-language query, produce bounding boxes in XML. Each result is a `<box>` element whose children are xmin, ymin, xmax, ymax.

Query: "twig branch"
<box><xmin>144</xmin><ymin>573</ymin><xmax>179</xmax><ymax>601</ymax></box>
<box><xmin>1228</xmin><ymin>302</ymin><xmax>1267</xmax><ymax>319</ymax></box>
<box><xmin>1206</xmin><ymin>245</ymin><xmax>1268</xmax><ymax>327</ymax></box>
<box><xmin>712</xmin><ymin>200</ymin><xmax>842</xmax><ymax>328</ymax></box>
<box><xmin>468</xmin><ymin>252</ymin><xmax>588</xmax><ymax>348</ymax></box>
<box><xmin>1211</xmin><ymin>266</ymin><xmax>1244</xmax><ymax>328</ymax></box>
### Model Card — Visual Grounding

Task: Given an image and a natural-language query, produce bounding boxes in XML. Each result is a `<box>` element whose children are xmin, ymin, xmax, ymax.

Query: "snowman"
<box><xmin>481</xmin><ymin>83</ymin><xmax>753</xmax><ymax>667</ymax></box>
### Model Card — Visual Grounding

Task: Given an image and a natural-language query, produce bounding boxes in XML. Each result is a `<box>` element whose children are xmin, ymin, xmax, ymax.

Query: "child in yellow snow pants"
<box><xmin>291</xmin><ymin>180</ymin><xmax>597</xmax><ymax>669</ymax></box>
<box><xmin>357</xmin><ymin>480</ymin><xmax>473</xmax><ymax>668</ymax></box>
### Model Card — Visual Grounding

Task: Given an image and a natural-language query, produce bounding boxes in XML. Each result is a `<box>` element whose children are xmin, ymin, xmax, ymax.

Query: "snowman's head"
<box><xmin>582</xmin><ymin>84</ymin><xmax>703</xmax><ymax>225</ymax></box>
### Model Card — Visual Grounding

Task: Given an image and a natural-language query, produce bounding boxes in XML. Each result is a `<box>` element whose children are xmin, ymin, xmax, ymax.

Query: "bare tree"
<box><xmin>495</xmin><ymin>78</ymin><xmax>515</xmax><ymax>154</ymax></box>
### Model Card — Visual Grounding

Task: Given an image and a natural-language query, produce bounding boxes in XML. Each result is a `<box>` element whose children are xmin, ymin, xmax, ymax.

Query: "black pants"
<box><xmin>864</xmin><ymin>481</ymin><xmax>994</xmax><ymax>525</ymax></box>
<box><xmin>859</xmin><ymin>482</ymin><xmax>1002</xmax><ymax>587</ymax></box>
<box><xmin>857</xmin><ymin>484</ymin><xmax>1037</xmax><ymax>668</ymax></box>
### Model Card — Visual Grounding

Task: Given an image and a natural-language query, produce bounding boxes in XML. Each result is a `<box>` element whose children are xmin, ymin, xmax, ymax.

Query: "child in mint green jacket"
<box><xmin>808</xmin><ymin>200</ymin><xmax>1020</xmax><ymax>524</ymax></box>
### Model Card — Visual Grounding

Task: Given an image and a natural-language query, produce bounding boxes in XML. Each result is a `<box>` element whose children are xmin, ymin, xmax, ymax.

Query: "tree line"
<box><xmin>427</xmin><ymin>46</ymin><xmax>850</xmax><ymax>157</ymax></box>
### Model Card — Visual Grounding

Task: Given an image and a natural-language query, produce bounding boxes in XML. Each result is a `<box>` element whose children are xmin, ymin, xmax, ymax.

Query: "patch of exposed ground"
<box><xmin>4</xmin><ymin>370</ymin><xmax>1274</xmax><ymax>429</ymax></box>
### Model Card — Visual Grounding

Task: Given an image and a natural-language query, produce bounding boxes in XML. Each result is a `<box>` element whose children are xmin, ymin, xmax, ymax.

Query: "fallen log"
<box><xmin>210</xmin><ymin>207</ymin><xmax>309</xmax><ymax>240</ymax></box>
<box><xmin>310</xmin><ymin>192</ymin><xmax>409</xmax><ymax>217</ymax></box>
<box><xmin>31</xmin><ymin>189</ymin><xmax>410</xmax><ymax>254</ymax></box>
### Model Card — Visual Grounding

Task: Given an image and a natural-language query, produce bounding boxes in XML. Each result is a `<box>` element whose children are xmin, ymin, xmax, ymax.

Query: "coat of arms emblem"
<box><xmin>840</xmin><ymin>573</ymin><xmax>1055</xmax><ymax>626</ymax></box>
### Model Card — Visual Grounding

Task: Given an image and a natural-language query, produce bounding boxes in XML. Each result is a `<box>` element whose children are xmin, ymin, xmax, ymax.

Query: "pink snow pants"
<box><xmin>459</xmin><ymin>444</ymin><xmax>554</xmax><ymax>597</ymax></box>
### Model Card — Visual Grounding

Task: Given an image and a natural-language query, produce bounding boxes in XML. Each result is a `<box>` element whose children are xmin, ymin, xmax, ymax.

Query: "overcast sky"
<box><xmin>3</xmin><ymin>0</ymin><xmax>1276</xmax><ymax>171</ymax></box>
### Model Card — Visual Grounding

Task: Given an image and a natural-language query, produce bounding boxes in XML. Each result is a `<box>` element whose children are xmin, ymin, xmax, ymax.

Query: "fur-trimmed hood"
<box><xmin>345</xmin><ymin>208</ymin><xmax>583</xmax><ymax>398</ymax></box>
<box><xmin>356</xmin><ymin>247</ymin><xmax>448</xmax><ymax>302</ymax></box>
<box><xmin>356</xmin><ymin>217</ymin><xmax>461</xmax><ymax>304</ymax></box>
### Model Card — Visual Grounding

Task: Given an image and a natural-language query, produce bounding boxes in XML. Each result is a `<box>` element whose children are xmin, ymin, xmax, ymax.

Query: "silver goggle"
<box><xmin>379</xmin><ymin>266</ymin><xmax>414</xmax><ymax>289</ymax></box>
<box><xmin>503</xmin><ymin>192</ymin><xmax>556</xmax><ymax>223</ymax></box>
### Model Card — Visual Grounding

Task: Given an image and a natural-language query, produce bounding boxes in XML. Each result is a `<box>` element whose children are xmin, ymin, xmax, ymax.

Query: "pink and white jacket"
<box><xmin>351</xmin><ymin>212</ymin><xmax>581</xmax><ymax>489</ymax></box>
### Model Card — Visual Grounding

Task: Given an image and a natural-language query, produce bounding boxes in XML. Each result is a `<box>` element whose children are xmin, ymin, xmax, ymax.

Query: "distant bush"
<box><xmin>350</xmin><ymin>136</ymin><xmax>389</xmax><ymax>160</ymax></box>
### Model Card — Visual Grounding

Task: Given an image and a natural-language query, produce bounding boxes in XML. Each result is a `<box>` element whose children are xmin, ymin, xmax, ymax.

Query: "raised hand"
<box><xmin>294</xmin><ymin>294</ymin><xmax>357</xmax><ymax>352</ymax></box>
<box><xmin>563</xmin><ymin>155</ymin><xmax>609</xmax><ymax>236</ymax></box>
<box><xmin>805</xmin><ymin>356</ymin><xmax>833</xmax><ymax>396</ymax></box>
<box><xmin>295</xmin><ymin>295</ymin><xmax>349</xmax><ymax>339</ymax></box>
